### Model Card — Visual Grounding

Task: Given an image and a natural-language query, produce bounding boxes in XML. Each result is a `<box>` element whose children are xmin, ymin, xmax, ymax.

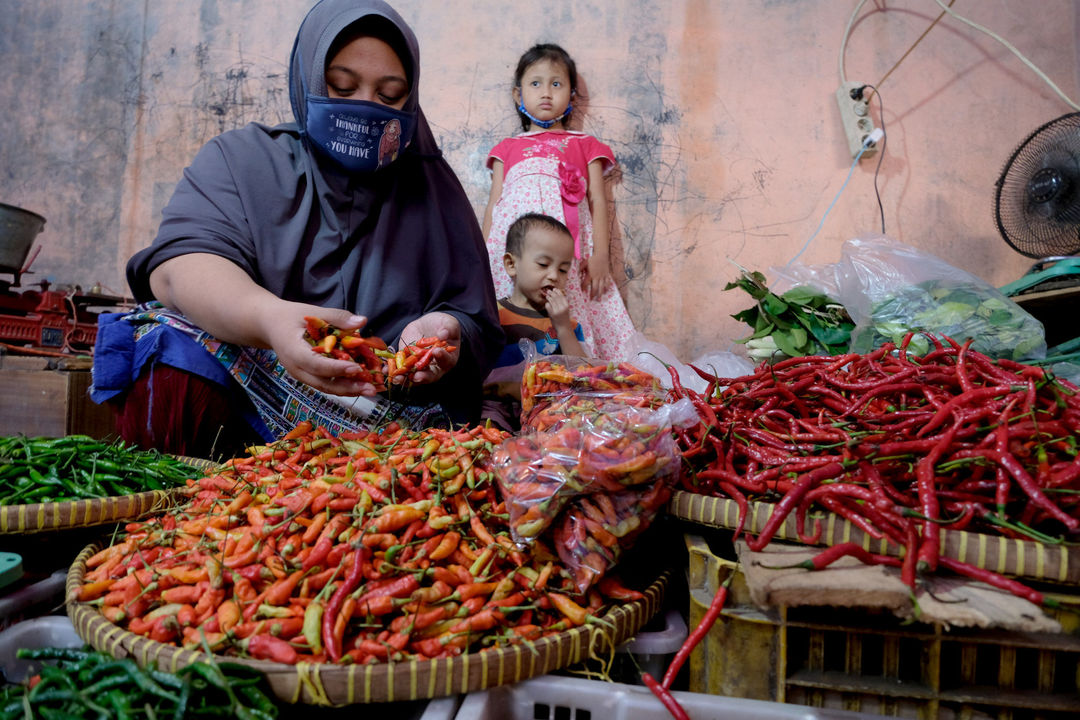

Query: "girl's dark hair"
<box><xmin>505</xmin><ymin>213</ymin><xmax>572</xmax><ymax>257</ymax></box>
<box><xmin>513</xmin><ymin>43</ymin><xmax>577</xmax><ymax>131</ymax></box>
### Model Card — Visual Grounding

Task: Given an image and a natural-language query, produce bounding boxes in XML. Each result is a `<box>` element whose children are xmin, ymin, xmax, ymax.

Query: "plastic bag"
<box><xmin>493</xmin><ymin>398</ymin><xmax>696</xmax><ymax>544</ymax></box>
<box><xmin>622</xmin><ymin>330</ymin><xmax>755</xmax><ymax>394</ymax></box>
<box><xmin>552</xmin><ymin>482</ymin><xmax>671</xmax><ymax>593</ymax></box>
<box><xmin>772</xmin><ymin>234</ymin><xmax>1046</xmax><ymax>361</ymax></box>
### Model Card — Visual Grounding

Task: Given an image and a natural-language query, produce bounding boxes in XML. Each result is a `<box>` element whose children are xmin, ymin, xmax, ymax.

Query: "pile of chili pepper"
<box><xmin>668</xmin><ymin>333</ymin><xmax>1080</xmax><ymax>605</ymax></box>
<box><xmin>0</xmin><ymin>434</ymin><xmax>201</xmax><ymax>505</ymax></box>
<box><xmin>73</xmin><ymin>421</ymin><xmax>645</xmax><ymax>665</ymax></box>
<box><xmin>303</xmin><ymin>317</ymin><xmax>455</xmax><ymax>390</ymax></box>
<box><xmin>1</xmin><ymin>647</ymin><xmax>278</xmax><ymax>719</ymax></box>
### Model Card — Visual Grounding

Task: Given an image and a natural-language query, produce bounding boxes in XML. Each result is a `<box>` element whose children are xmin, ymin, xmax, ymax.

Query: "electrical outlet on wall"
<box><xmin>836</xmin><ymin>81</ymin><xmax>877</xmax><ymax>159</ymax></box>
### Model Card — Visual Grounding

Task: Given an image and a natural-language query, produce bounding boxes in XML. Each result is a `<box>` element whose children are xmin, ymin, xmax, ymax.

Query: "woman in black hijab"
<box><xmin>92</xmin><ymin>0</ymin><xmax>503</xmax><ymax>457</ymax></box>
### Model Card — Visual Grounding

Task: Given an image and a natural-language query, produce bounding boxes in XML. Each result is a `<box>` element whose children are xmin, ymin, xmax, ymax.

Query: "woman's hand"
<box><xmin>268</xmin><ymin>303</ymin><xmax>381</xmax><ymax>396</ymax></box>
<box><xmin>399</xmin><ymin>312</ymin><xmax>461</xmax><ymax>384</ymax></box>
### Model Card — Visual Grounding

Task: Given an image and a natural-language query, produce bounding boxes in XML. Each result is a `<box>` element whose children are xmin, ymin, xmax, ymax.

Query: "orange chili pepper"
<box><xmin>265</xmin><ymin>569</ymin><xmax>305</xmax><ymax>606</ymax></box>
<box><xmin>428</xmin><ymin>531</ymin><xmax>461</xmax><ymax>561</ymax></box>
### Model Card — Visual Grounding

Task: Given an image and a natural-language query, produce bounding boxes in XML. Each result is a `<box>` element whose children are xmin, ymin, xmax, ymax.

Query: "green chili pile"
<box><xmin>0</xmin><ymin>435</ymin><xmax>202</xmax><ymax>505</ymax></box>
<box><xmin>1</xmin><ymin>647</ymin><xmax>278</xmax><ymax>719</ymax></box>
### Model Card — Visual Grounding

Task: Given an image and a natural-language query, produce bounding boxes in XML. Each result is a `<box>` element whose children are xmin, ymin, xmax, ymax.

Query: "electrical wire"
<box><xmin>787</xmin><ymin>140</ymin><xmax>872</xmax><ymax>267</ymax></box>
<box><xmin>863</xmin><ymin>84</ymin><xmax>887</xmax><ymax>234</ymax></box>
<box><xmin>932</xmin><ymin>0</ymin><xmax>1080</xmax><ymax>111</ymax></box>
<box><xmin>838</xmin><ymin>0</ymin><xmax>869</xmax><ymax>86</ymax></box>
<box><xmin>841</xmin><ymin>0</ymin><xmax>954</xmax><ymax>95</ymax></box>
<box><xmin>869</xmin><ymin>0</ymin><xmax>954</xmax><ymax>100</ymax></box>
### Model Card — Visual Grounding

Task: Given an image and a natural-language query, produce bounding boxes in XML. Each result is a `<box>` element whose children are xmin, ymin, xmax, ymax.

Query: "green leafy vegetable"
<box><xmin>725</xmin><ymin>269</ymin><xmax>855</xmax><ymax>363</ymax></box>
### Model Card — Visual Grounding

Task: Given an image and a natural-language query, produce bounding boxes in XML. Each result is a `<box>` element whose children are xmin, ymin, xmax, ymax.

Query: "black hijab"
<box><xmin>127</xmin><ymin>0</ymin><xmax>503</xmax><ymax>421</ymax></box>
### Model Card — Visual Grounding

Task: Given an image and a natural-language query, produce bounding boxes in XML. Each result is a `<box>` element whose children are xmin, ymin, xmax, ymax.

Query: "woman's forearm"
<box><xmin>148</xmin><ymin>253</ymin><xmax>279</xmax><ymax>348</ymax></box>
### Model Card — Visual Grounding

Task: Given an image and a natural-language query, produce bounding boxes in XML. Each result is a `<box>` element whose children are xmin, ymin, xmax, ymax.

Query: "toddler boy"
<box><xmin>482</xmin><ymin>213</ymin><xmax>586</xmax><ymax>429</ymax></box>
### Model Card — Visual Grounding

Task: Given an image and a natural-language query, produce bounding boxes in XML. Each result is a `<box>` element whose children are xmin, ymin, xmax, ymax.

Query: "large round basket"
<box><xmin>67</xmin><ymin>543</ymin><xmax>668</xmax><ymax>705</ymax></box>
<box><xmin>669</xmin><ymin>489</ymin><xmax>1080</xmax><ymax>586</ymax></box>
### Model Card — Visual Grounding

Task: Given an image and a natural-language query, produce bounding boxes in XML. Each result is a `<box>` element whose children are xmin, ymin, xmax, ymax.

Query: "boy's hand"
<box><xmin>544</xmin><ymin>288</ymin><xmax>573</xmax><ymax>331</ymax></box>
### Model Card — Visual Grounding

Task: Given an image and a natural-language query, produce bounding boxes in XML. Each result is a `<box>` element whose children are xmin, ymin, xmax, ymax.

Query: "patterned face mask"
<box><xmin>304</xmin><ymin>94</ymin><xmax>414</xmax><ymax>173</ymax></box>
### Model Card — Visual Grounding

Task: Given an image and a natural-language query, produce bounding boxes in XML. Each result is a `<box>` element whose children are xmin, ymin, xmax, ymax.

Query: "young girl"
<box><xmin>482</xmin><ymin>43</ymin><xmax>636</xmax><ymax>361</ymax></box>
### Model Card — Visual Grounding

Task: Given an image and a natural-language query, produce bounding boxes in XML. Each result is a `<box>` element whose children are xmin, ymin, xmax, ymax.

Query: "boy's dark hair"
<box><xmin>513</xmin><ymin>43</ymin><xmax>577</xmax><ymax>131</ymax></box>
<box><xmin>505</xmin><ymin>213</ymin><xmax>572</xmax><ymax>257</ymax></box>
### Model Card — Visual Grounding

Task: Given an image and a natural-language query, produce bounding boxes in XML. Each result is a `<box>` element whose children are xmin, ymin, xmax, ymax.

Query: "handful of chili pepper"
<box><xmin>0</xmin><ymin>434</ymin><xmax>201</xmax><ymax>505</ymax></box>
<box><xmin>2</xmin><ymin>647</ymin><xmax>279</xmax><ymax>719</ymax></box>
<box><xmin>670</xmin><ymin>332</ymin><xmax>1080</xmax><ymax>606</ymax></box>
<box><xmin>303</xmin><ymin>316</ymin><xmax>456</xmax><ymax>390</ymax></box>
<box><xmin>75</xmin><ymin>421</ymin><xmax>642</xmax><ymax>666</ymax></box>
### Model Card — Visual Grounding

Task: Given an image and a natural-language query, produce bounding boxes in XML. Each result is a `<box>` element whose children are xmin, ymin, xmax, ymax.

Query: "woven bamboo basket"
<box><xmin>0</xmin><ymin>489</ymin><xmax>183</xmax><ymax>535</ymax></box>
<box><xmin>669</xmin><ymin>490</ymin><xmax>1080</xmax><ymax>585</ymax></box>
<box><xmin>66</xmin><ymin>543</ymin><xmax>669</xmax><ymax>705</ymax></box>
<box><xmin>0</xmin><ymin>456</ymin><xmax>208</xmax><ymax>535</ymax></box>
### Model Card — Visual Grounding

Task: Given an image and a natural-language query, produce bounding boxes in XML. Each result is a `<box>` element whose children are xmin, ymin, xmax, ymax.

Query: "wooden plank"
<box><xmin>0</xmin><ymin>366</ymin><xmax>67</xmax><ymax>437</ymax></box>
<box><xmin>0</xmin><ymin>361</ymin><xmax>116</xmax><ymax>439</ymax></box>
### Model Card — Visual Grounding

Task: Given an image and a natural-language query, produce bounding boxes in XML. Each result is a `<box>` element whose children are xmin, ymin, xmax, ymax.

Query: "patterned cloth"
<box><xmin>486</xmin><ymin>130</ymin><xmax>637</xmax><ymax>361</ymax></box>
<box><xmin>91</xmin><ymin>303</ymin><xmax>449</xmax><ymax>443</ymax></box>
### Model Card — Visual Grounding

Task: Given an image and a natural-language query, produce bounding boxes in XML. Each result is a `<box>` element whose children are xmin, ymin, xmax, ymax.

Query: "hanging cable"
<box><xmin>867</xmin><ymin>0</ymin><xmax>954</xmax><ymax>103</ymax></box>
<box><xmin>932</xmin><ymin>0</ymin><xmax>1080</xmax><ymax>111</ymax></box>
<box><xmin>863</xmin><ymin>84</ymin><xmax>887</xmax><ymax>234</ymax></box>
<box><xmin>787</xmin><ymin>131</ymin><xmax>881</xmax><ymax>267</ymax></box>
<box><xmin>841</xmin><ymin>0</ymin><xmax>955</xmax><ymax>98</ymax></box>
<box><xmin>838</xmin><ymin>0</ymin><xmax>869</xmax><ymax>86</ymax></box>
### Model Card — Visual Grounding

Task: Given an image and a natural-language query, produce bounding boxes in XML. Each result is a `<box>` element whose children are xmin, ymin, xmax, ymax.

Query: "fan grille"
<box><xmin>995</xmin><ymin>112</ymin><xmax>1080</xmax><ymax>258</ymax></box>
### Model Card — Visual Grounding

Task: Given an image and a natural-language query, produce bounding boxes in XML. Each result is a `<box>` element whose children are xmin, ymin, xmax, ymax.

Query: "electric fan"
<box><xmin>995</xmin><ymin>112</ymin><xmax>1080</xmax><ymax>296</ymax></box>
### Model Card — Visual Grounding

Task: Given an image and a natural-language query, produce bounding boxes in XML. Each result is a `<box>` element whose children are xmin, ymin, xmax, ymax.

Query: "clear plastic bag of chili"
<box><xmin>492</xmin><ymin>398</ymin><xmax>697</xmax><ymax>546</ymax></box>
<box><xmin>520</xmin><ymin>354</ymin><xmax>665</xmax><ymax>426</ymax></box>
<box><xmin>553</xmin><ymin>481</ymin><xmax>673</xmax><ymax>593</ymax></box>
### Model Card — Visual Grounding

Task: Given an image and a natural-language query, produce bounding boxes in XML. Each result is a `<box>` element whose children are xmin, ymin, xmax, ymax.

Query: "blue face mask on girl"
<box><xmin>304</xmin><ymin>95</ymin><xmax>415</xmax><ymax>172</ymax></box>
<box><xmin>517</xmin><ymin>101</ymin><xmax>572</xmax><ymax>130</ymax></box>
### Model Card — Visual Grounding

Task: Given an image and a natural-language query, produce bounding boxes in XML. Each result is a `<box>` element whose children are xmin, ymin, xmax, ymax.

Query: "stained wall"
<box><xmin>1</xmin><ymin>1</ymin><xmax>1076</xmax><ymax>359</ymax></box>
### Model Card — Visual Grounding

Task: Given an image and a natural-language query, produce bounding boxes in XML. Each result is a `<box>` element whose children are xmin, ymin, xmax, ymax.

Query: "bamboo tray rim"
<box><xmin>0</xmin><ymin>488</ymin><xmax>186</xmax><ymax>535</ymax></box>
<box><xmin>669</xmin><ymin>489</ymin><xmax>1080</xmax><ymax>585</ymax></box>
<box><xmin>66</xmin><ymin>542</ymin><xmax>668</xmax><ymax>705</ymax></box>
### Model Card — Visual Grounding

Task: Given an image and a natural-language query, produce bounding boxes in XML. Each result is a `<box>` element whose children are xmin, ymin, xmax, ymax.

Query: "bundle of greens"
<box><xmin>725</xmin><ymin>269</ymin><xmax>855</xmax><ymax>363</ymax></box>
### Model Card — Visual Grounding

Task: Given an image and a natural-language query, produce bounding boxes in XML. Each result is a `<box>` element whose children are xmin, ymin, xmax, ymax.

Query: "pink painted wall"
<box><xmin>1</xmin><ymin>1</ymin><xmax>1076</xmax><ymax>360</ymax></box>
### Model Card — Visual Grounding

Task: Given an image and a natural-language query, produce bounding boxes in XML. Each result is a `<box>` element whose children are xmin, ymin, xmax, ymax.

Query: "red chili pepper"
<box><xmin>642</xmin><ymin>671</ymin><xmax>690</xmax><ymax>720</ymax></box>
<box><xmin>745</xmin><ymin>462</ymin><xmax>845</xmax><ymax>551</ymax></box>
<box><xmin>248</xmin><ymin>633</ymin><xmax>299</xmax><ymax>664</ymax></box>
<box><xmin>760</xmin><ymin>542</ymin><xmax>903</xmax><ymax>571</ymax></box>
<box><xmin>938</xmin><ymin>556</ymin><xmax>1056</xmax><ymax>607</ymax></box>
<box><xmin>322</xmin><ymin>547</ymin><xmax>369</xmax><ymax>662</ymax></box>
<box><xmin>660</xmin><ymin>574</ymin><xmax>731</xmax><ymax>689</ymax></box>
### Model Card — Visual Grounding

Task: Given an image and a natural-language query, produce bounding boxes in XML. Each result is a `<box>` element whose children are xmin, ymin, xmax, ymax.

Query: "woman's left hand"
<box><xmin>585</xmin><ymin>253</ymin><xmax>612</xmax><ymax>300</ymax></box>
<box><xmin>399</xmin><ymin>312</ymin><xmax>461</xmax><ymax>384</ymax></box>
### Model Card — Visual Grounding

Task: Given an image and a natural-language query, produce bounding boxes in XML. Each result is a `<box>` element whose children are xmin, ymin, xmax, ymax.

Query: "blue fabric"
<box><xmin>89</xmin><ymin>312</ymin><xmax>234</xmax><ymax>404</ymax></box>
